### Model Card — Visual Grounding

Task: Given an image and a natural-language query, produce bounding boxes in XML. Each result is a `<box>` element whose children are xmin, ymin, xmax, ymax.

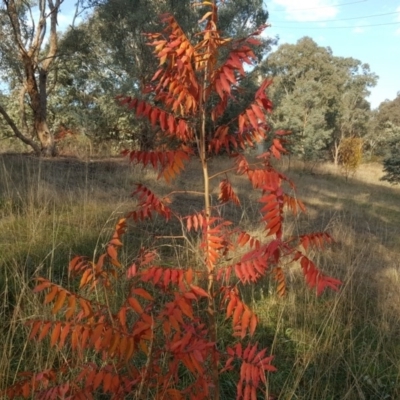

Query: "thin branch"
<box><xmin>166</xmin><ymin>190</ymin><xmax>205</xmax><ymax>196</ymax></box>
<box><xmin>208</xmin><ymin>166</ymin><xmax>237</xmax><ymax>180</ymax></box>
<box><xmin>208</xmin><ymin>161</ymin><xmax>264</xmax><ymax>180</ymax></box>
<box><xmin>4</xmin><ymin>0</ymin><xmax>28</xmax><ymax>55</ymax></box>
<box><xmin>71</xmin><ymin>0</ymin><xmax>84</xmax><ymax>28</ymax></box>
<box><xmin>27</xmin><ymin>2</ymin><xmax>36</xmax><ymax>49</ymax></box>
<box><xmin>0</xmin><ymin>102</ymin><xmax>40</xmax><ymax>154</ymax></box>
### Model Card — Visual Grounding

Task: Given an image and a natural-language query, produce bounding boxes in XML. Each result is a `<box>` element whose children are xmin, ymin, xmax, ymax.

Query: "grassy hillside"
<box><xmin>0</xmin><ymin>153</ymin><xmax>399</xmax><ymax>399</ymax></box>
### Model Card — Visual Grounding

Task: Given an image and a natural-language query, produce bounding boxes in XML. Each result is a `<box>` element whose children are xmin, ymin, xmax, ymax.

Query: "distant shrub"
<box><xmin>381</xmin><ymin>135</ymin><xmax>400</xmax><ymax>184</ymax></box>
<box><xmin>339</xmin><ymin>137</ymin><xmax>363</xmax><ymax>179</ymax></box>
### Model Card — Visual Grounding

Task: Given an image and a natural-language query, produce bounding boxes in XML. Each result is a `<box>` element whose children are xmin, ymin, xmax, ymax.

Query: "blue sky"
<box><xmin>57</xmin><ymin>0</ymin><xmax>399</xmax><ymax>109</ymax></box>
<box><xmin>263</xmin><ymin>0</ymin><xmax>400</xmax><ymax>109</ymax></box>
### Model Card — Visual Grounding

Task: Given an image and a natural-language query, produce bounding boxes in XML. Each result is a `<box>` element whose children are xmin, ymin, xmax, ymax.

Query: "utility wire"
<box><xmin>267</xmin><ymin>0</ymin><xmax>368</xmax><ymax>12</ymax></box>
<box><xmin>272</xmin><ymin>21</ymin><xmax>400</xmax><ymax>29</ymax></box>
<box><xmin>273</xmin><ymin>11</ymin><xmax>400</xmax><ymax>24</ymax></box>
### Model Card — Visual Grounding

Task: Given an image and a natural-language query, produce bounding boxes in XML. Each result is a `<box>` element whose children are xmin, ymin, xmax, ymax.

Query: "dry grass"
<box><xmin>0</xmin><ymin>152</ymin><xmax>399</xmax><ymax>399</ymax></box>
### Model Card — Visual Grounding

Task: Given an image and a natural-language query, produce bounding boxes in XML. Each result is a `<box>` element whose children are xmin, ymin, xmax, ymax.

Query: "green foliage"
<box><xmin>376</xmin><ymin>93</ymin><xmax>400</xmax><ymax>126</ymax></box>
<box><xmin>366</xmin><ymin>93</ymin><xmax>400</xmax><ymax>158</ymax></box>
<box><xmin>261</xmin><ymin>37</ymin><xmax>377</xmax><ymax>163</ymax></box>
<box><xmin>381</xmin><ymin>132</ymin><xmax>400</xmax><ymax>184</ymax></box>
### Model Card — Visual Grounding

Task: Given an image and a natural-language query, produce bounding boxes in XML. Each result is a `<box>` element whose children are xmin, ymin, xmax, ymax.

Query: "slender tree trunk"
<box><xmin>23</xmin><ymin>58</ymin><xmax>56</xmax><ymax>156</ymax></box>
<box><xmin>333</xmin><ymin>139</ymin><xmax>340</xmax><ymax>166</ymax></box>
<box><xmin>199</xmin><ymin>56</ymin><xmax>220</xmax><ymax>399</ymax></box>
<box><xmin>2</xmin><ymin>0</ymin><xmax>61</xmax><ymax>157</ymax></box>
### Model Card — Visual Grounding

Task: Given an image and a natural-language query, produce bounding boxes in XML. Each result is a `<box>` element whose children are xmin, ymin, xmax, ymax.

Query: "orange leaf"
<box><xmin>103</xmin><ymin>372</ymin><xmax>112</xmax><ymax>393</ymax></box>
<box><xmin>251</xmin><ymin>103</ymin><xmax>265</xmax><ymax>121</ymax></box>
<box><xmin>22</xmin><ymin>382</ymin><xmax>30</xmax><ymax>398</ymax></box>
<box><xmin>128</xmin><ymin>297</ymin><xmax>143</xmax><ymax>314</ymax></box>
<box><xmin>246</xmin><ymin>108</ymin><xmax>258</xmax><ymax>129</ymax></box>
<box><xmin>107</xmin><ymin>245</ymin><xmax>118</xmax><ymax>260</ymax></box>
<box><xmin>109</xmin><ymin>332</ymin><xmax>121</xmax><ymax>356</ymax></box>
<box><xmin>233</xmin><ymin>302</ymin><xmax>243</xmax><ymax>326</ymax></box>
<box><xmin>101</xmin><ymin>327</ymin><xmax>113</xmax><ymax>350</ymax></box>
<box><xmin>219</xmin><ymin>72</ymin><xmax>231</xmax><ymax>94</ymax></box>
<box><xmin>79</xmin><ymin>298</ymin><xmax>93</xmax><ymax>318</ymax></box>
<box><xmin>50</xmin><ymin>322</ymin><xmax>62</xmax><ymax>347</ymax></box>
<box><xmin>125</xmin><ymin>337</ymin><xmax>135</xmax><ymax>362</ymax></box>
<box><xmin>79</xmin><ymin>269</ymin><xmax>93</xmax><ymax>289</ymax></box>
<box><xmin>190</xmin><ymin>284</ymin><xmax>209</xmax><ymax>298</ymax></box>
<box><xmin>33</xmin><ymin>280</ymin><xmax>51</xmax><ymax>293</ymax></box>
<box><xmin>59</xmin><ymin>323</ymin><xmax>71</xmax><ymax>348</ymax></box>
<box><xmin>71</xmin><ymin>326</ymin><xmax>80</xmax><ymax>350</ymax></box>
<box><xmin>29</xmin><ymin>321</ymin><xmax>42</xmax><ymax>340</ymax></box>
<box><xmin>177</xmin><ymin>297</ymin><xmax>193</xmax><ymax>319</ymax></box>
<box><xmin>132</xmin><ymin>288</ymin><xmax>154</xmax><ymax>301</ymax></box>
<box><xmin>52</xmin><ymin>290</ymin><xmax>67</xmax><ymax>314</ymax></box>
<box><xmin>38</xmin><ymin>322</ymin><xmax>52</xmax><ymax>341</ymax></box>
<box><xmin>226</xmin><ymin>298</ymin><xmax>236</xmax><ymax>319</ymax></box>
<box><xmin>185</xmin><ymin>268</ymin><xmax>193</xmax><ymax>284</ymax></box>
<box><xmin>65</xmin><ymin>296</ymin><xmax>76</xmax><ymax>320</ymax></box>
<box><xmin>241</xmin><ymin>308</ymin><xmax>252</xmax><ymax>334</ymax></box>
<box><xmin>118</xmin><ymin>307</ymin><xmax>127</xmax><ymax>330</ymax></box>
<box><xmin>91</xmin><ymin>324</ymin><xmax>104</xmax><ymax>345</ymax></box>
<box><xmin>93</xmin><ymin>371</ymin><xmax>104</xmax><ymax>390</ymax></box>
<box><xmin>44</xmin><ymin>286</ymin><xmax>58</xmax><ymax>304</ymax></box>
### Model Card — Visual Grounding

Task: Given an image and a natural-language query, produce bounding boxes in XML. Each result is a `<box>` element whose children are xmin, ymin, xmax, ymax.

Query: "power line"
<box><xmin>267</xmin><ymin>0</ymin><xmax>368</xmax><ymax>12</ymax></box>
<box><xmin>273</xmin><ymin>11</ymin><xmax>400</xmax><ymax>24</ymax></box>
<box><xmin>271</xmin><ymin>21</ymin><xmax>400</xmax><ymax>29</ymax></box>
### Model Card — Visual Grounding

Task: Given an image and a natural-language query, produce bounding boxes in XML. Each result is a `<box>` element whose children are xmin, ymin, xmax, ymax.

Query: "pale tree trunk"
<box><xmin>333</xmin><ymin>140</ymin><xmax>340</xmax><ymax>166</ymax></box>
<box><xmin>1</xmin><ymin>0</ymin><xmax>63</xmax><ymax>156</ymax></box>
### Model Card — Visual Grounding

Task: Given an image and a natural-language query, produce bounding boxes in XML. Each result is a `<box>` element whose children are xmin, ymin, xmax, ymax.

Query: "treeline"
<box><xmin>0</xmin><ymin>0</ymin><xmax>399</xmax><ymax>179</ymax></box>
<box><xmin>260</xmin><ymin>37</ymin><xmax>400</xmax><ymax>170</ymax></box>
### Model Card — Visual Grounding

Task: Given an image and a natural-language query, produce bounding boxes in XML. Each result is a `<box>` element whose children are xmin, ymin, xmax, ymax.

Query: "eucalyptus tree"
<box><xmin>377</xmin><ymin>94</ymin><xmax>400</xmax><ymax>183</ymax></box>
<box><xmin>0</xmin><ymin>0</ymin><xmax>89</xmax><ymax>156</ymax></box>
<box><xmin>262</xmin><ymin>37</ymin><xmax>377</xmax><ymax>163</ymax></box>
<box><xmin>381</xmin><ymin>125</ymin><xmax>400</xmax><ymax>184</ymax></box>
<box><xmin>368</xmin><ymin>93</ymin><xmax>400</xmax><ymax>157</ymax></box>
<box><xmin>330</xmin><ymin>57</ymin><xmax>377</xmax><ymax>164</ymax></box>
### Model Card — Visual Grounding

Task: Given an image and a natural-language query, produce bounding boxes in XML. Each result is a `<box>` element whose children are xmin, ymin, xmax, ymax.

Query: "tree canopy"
<box><xmin>379</xmin><ymin>94</ymin><xmax>400</xmax><ymax>184</ymax></box>
<box><xmin>261</xmin><ymin>37</ymin><xmax>377</xmax><ymax>163</ymax></box>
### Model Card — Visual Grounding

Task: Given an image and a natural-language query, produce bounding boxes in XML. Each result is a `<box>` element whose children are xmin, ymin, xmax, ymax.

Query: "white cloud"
<box><xmin>271</xmin><ymin>0</ymin><xmax>338</xmax><ymax>22</ymax></box>
<box><xmin>353</xmin><ymin>26</ymin><xmax>365</xmax><ymax>34</ymax></box>
<box><xmin>352</xmin><ymin>20</ymin><xmax>367</xmax><ymax>34</ymax></box>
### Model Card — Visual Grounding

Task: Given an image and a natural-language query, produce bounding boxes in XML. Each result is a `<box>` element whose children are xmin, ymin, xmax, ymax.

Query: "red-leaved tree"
<box><xmin>4</xmin><ymin>3</ymin><xmax>341</xmax><ymax>399</ymax></box>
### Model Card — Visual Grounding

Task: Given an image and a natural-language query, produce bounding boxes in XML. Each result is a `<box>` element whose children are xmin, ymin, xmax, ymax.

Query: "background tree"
<box><xmin>0</xmin><ymin>0</ymin><xmax>84</xmax><ymax>156</ymax></box>
<box><xmin>380</xmin><ymin>97</ymin><xmax>400</xmax><ymax>183</ymax></box>
<box><xmin>381</xmin><ymin>131</ymin><xmax>400</xmax><ymax>184</ymax></box>
<box><xmin>365</xmin><ymin>93</ymin><xmax>400</xmax><ymax>158</ymax></box>
<box><xmin>331</xmin><ymin>58</ymin><xmax>376</xmax><ymax>165</ymax></box>
<box><xmin>261</xmin><ymin>37</ymin><xmax>377</xmax><ymax>164</ymax></box>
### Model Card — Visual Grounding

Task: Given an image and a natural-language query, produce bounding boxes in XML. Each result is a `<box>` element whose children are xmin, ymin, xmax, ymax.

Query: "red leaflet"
<box><xmin>218</xmin><ymin>179</ymin><xmax>240</xmax><ymax>206</ymax></box>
